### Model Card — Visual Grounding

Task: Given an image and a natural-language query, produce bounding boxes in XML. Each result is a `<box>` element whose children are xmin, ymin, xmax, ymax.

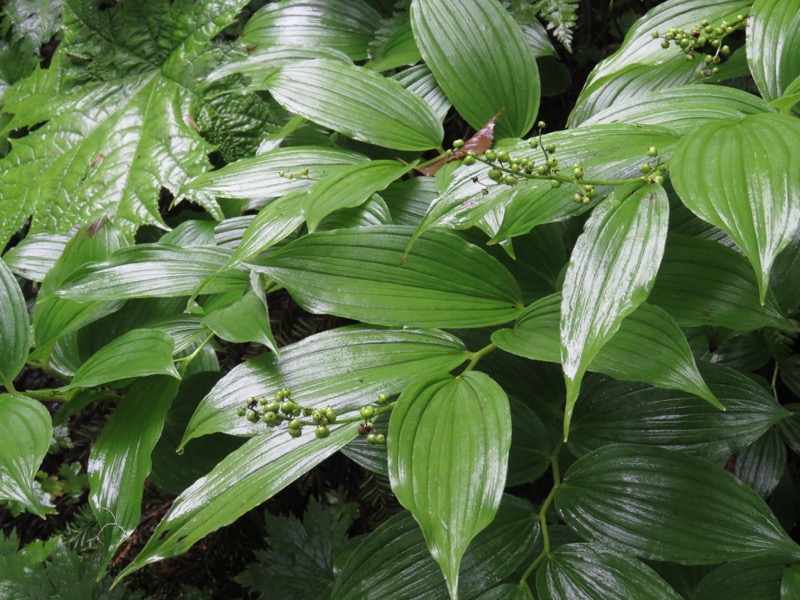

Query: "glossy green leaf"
<box><xmin>392</xmin><ymin>64</ymin><xmax>451</xmax><ymax>122</ymax></box>
<box><xmin>183</xmin><ymin>146</ymin><xmax>368</xmax><ymax>204</ymax></box>
<box><xmin>267</xmin><ymin>59</ymin><xmax>443</xmax><ymax>150</ymax></box>
<box><xmin>506</xmin><ymin>397</ymin><xmax>550</xmax><ymax>487</ymax></box>
<box><xmin>88</xmin><ymin>376</ymin><xmax>180</xmax><ymax>570</ymax></box>
<box><xmin>537</xmin><ymin>543</ymin><xmax>683</xmax><ymax>600</ymax></box>
<box><xmin>115</xmin><ymin>424</ymin><xmax>357</xmax><ymax>582</ymax></box>
<box><xmin>229</xmin><ymin>192</ymin><xmax>306</xmax><ymax>265</ymax></box>
<box><xmin>672</xmin><ymin>114</ymin><xmax>800</xmax><ymax>303</ymax></box>
<box><xmin>570</xmin><ymin>0</ymin><xmax>751</xmax><ymax>125</ymax></box>
<box><xmin>493</xmin><ymin>295</ymin><xmax>717</xmax><ymax>407</ymax></box>
<box><xmin>1</xmin><ymin>233</ymin><xmax>70</xmax><ymax>281</ymax></box>
<box><xmin>649</xmin><ymin>235</ymin><xmax>794</xmax><ymax>332</ymax></box>
<box><xmin>777</xmin><ymin>404</ymin><xmax>800</xmax><ymax>455</ymax></box>
<box><xmin>331</xmin><ymin>496</ymin><xmax>537</xmax><ymax>600</ymax></box>
<box><xmin>472</xmin><ymin>585</ymin><xmax>528</xmax><ymax>600</ymax></box>
<box><xmin>0</xmin><ymin>258</ymin><xmax>31</xmax><ymax>388</ymax></box>
<box><xmin>182</xmin><ymin>326</ymin><xmax>469</xmax><ymax>444</ymax></box>
<box><xmin>569</xmin><ymin>363</ymin><xmax>790</xmax><ymax>460</ymax></box>
<box><xmin>410</xmin><ymin>0</ymin><xmax>539</xmax><ymax>138</ymax></box>
<box><xmin>62</xmin><ymin>329</ymin><xmax>179</xmax><ymax>391</ymax></box>
<box><xmin>561</xmin><ymin>183</ymin><xmax>669</xmax><ymax>439</ymax></box>
<box><xmin>0</xmin><ymin>394</ymin><xmax>53</xmax><ymax>516</ymax></box>
<box><xmin>783</xmin><ymin>564</ymin><xmax>800</xmax><ymax>600</ymax></box>
<box><xmin>366</xmin><ymin>21</ymin><xmax>421</xmax><ymax>72</ymax></box>
<box><xmin>735</xmin><ymin>429</ymin><xmax>786</xmax><ymax>498</ymax></box>
<box><xmin>556</xmin><ymin>444</ymin><xmax>800</xmax><ymax>564</ymax></box>
<box><xmin>303</xmin><ymin>160</ymin><xmax>412</xmax><ymax>232</ymax></box>
<box><xmin>748</xmin><ymin>0</ymin><xmax>800</xmax><ymax>102</ymax></box>
<box><xmin>769</xmin><ymin>74</ymin><xmax>800</xmax><ymax>114</ymax></box>
<box><xmin>252</xmin><ymin>226</ymin><xmax>523</xmax><ymax>328</ymax></box>
<box><xmin>202</xmin><ymin>290</ymin><xmax>275</xmax><ymax>350</ymax></box>
<box><xmin>388</xmin><ymin>372</ymin><xmax>511</xmax><ymax>598</ymax></box>
<box><xmin>694</xmin><ymin>556</ymin><xmax>786</xmax><ymax>600</ymax></box>
<box><xmin>57</xmin><ymin>244</ymin><xmax>249</xmax><ymax>301</ymax></box>
<box><xmin>241</xmin><ymin>0</ymin><xmax>381</xmax><ymax>61</ymax></box>
<box><xmin>581</xmin><ymin>86</ymin><xmax>773</xmax><ymax>135</ymax></box>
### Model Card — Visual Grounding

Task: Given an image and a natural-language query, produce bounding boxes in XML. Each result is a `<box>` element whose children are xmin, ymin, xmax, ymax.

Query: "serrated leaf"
<box><xmin>672</xmin><ymin>114</ymin><xmax>800</xmax><ymax>304</ymax></box>
<box><xmin>0</xmin><ymin>0</ymin><xmax>251</xmax><ymax>247</ymax></box>
<box><xmin>267</xmin><ymin>59</ymin><xmax>443</xmax><ymax>150</ymax></box>
<box><xmin>410</xmin><ymin>0</ymin><xmax>539</xmax><ymax>138</ymax></box>
<box><xmin>735</xmin><ymin>428</ymin><xmax>786</xmax><ymax>498</ymax></box>
<box><xmin>561</xmin><ymin>183</ymin><xmax>669</xmax><ymax>439</ymax></box>
<box><xmin>748</xmin><ymin>0</ymin><xmax>800</xmax><ymax>102</ymax></box>
<box><xmin>0</xmin><ymin>258</ymin><xmax>31</xmax><ymax>388</ymax></box>
<box><xmin>58</xmin><ymin>244</ymin><xmax>248</xmax><ymax>301</ymax></box>
<box><xmin>581</xmin><ymin>85</ymin><xmax>773</xmax><ymax>135</ymax></box>
<box><xmin>555</xmin><ymin>444</ymin><xmax>800</xmax><ymax>564</ymax></box>
<box><xmin>534</xmin><ymin>0</ymin><xmax>578</xmax><ymax>52</ymax></box>
<box><xmin>568</xmin><ymin>363</ymin><xmax>790</xmax><ymax>460</ymax></box>
<box><xmin>0</xmin><ymin>394</ymin><xmax>53</xmax><ymax>516</ymax></box>
<box><xmin>252</xmin><ymin>226</ymin><xmax>523</xmax><ymax>329</ymax></box>
<box><xmin>537</xmin><ymin>543</ymin><xmax>683</xmax><ymax>600</ymax></box>
<box><xmin>62</xmin><ymin>328</ymin><xmax>179</xmax><ymax>392</ymax></box>
<box><xmin>115</xmin><ymin>423</ymin><xmax>357</xmax><ymax>583</ymax></box>
<box><xmin>648</xmin><ymin>235</ymin><xmax>794</xmax><ymax>332</ymax></box>
<box><xmin>388</xmin><ymin>372</ymin><xmax>512</xmax><ymax>598</ymax></box>
<box><xmin>493</xmin><ymin>295</ymin><xmax>718</xmax><ymax>408</ymax></box>
<box><xmin>182</xmin><ymin>326</ymin><xmax>469</xmax><ymax>444</ymax></box>
<box><xmin>331</xmin><ymin>496</ymin><xmax>536</xmax><ymax>600</ymax></box>
<box><xmin>88</xmin><ymin>376</ymin><xmax>180</xmax><ymax>572</ymax></box>
<box><xmin>241</xmin><ymin>0</ymin><xmax>381</xmax><ymax>61</ymax></box>
<box><xmin>1</xmin><ymin>233</ymin><xmax>70</xmax><ymax>282</ymax></box>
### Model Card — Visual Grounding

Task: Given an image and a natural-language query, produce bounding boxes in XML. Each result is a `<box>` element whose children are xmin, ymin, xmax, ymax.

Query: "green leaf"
<box><xmin>0</xmin><ymin>258</ymin><xmax>31</xmax><ymax>388</ymax></box>
<box><xmin>241</xmin><ymin>0</ymin><xmax>381</xmax><ymax>61</ymax></box>
<box><xmin>58</xmin><ymin>244</ymin><xmax>249</xmax><ymax>301</ymax></box>
<box><xmin>472</xmin><ymin>585</ymin><xmax>528</xmax><ymax>600</ymax></box>
<box><xmin>506</xmin><ymin>397</ymin><xmax>551</xmax><ymax>487</ymax></box>
<box><xmin>88</xmin><ymin>376</ymin><xmax>180</xmax><ymax>571</ymax></box>
<box><xmin>735</xmin><ymin>428</ymin><xmax>786</xmax><ymax>498</ymax></box>
<box><xmin>1</xmin><ymin>233</ymin><xmax>70</xmax><ymax>282</ymax></box>
<box><xmin>392</xmin><ymin>64</ymin><xmax>452</xmax><ymax>122</ymax></box>
<box><xmin>0</xmin><ymin>394</ymin><xmax>53</xmax><ymax>516</ymax></box>
<box><xmin>581</xmin><ymin>85</ymin><xmax>774</xmax><ymax>135</ymax></box>
<box><xmin>182</xmin><ymin>326</ymin><xmax>469</xmax><ymax>444</ymax></box>
<box><xmin>366</xmin><ymin>20</ymin><xmax>421</xmax><ymax>73</ymax></box>
<box><xmin>568</xmin><ymin>363</ymin><xmax>790</xmax><ymax>460</ymax></box>
<box><xmin>3</xmin><ymin>0</ymin><xmax>64</xmax><ymax>47</ymax></box>
<box><xmin>537</xmin><ymin>543</ymin><xmax>683</xmax><ymax>600</ymax></box>
<box><xmin>267</xmin><ymin>59</ymin><xmax>443</xmax><ymax>150</ymax></box>
<box><xmin>252</xmin><ymin>226</ymin><xmax>523</xmax><ymax>328</ymax></box>
<box><xmin>388</xmin><ymin>372</ymin><xmax>512</xmax><ymax>598</ymax></box>
<box><xmin>410</xmin><ymin>0</ymin><xmax>539</xmax><ymax>138</ymax></box>
<box><xmin>202</xmin><ymin>289</ymin><xmax>276</xmax><ymax>350</ymax></box>
<box><xmin>0</xmin><ymin>0</ymin><xmax>251</xmax><ymax>246</ymax></box>
<box><xmin>555</xmin><ymin>444</ymin><xmax>800</xmax><ymax>564</ymax></box>
<box><xmin>648</xmin><ymin>235</ymin><xmax>794</xmax><ymax>332</ymax></box>
<box><xmin>783</xmin><ymin>564</ymin><xmax>800</xmax><ymax>600</ymax></box>
<box><xmin>115</xmin><ymin>424</ymin><xmax>357</xmax><ymax>582</ymax></box>
<box><xmin>748</xmin><ymin>0</ymin><xmax>800</xmax><ymax>102</ymax></box>
<box><xmin>62</xmin><ymin>328</ymin><xmax>179</xmax><ymax>391</ymax></box>
<box><xmin>694</xmin><ymin>557</ymin><xmax>786</xmax><ymax>600</ymax></box>
<box><xmin>331</xmin><ymin>496</ymin><xmax>537</xmax><ymax>600</ymax></box>
<box><xmin>493</xmin><ymin>296</ymin><xmax>718</xmax><ymax>408</ymax></box>
<box><xmin>561</xmin><ymin>183</ymin><xmax>669</xmax><ymax>439</ymax></box>
<box><xmin>672</xmin><ymin>114</ymin><xmax>800</xmax><ymax>304</ymax></box>
<box><xmin>769</xmin><ymin>74</ymin><xmax>800</xmax><ymax>115</ymax></box>
<box><xmin>303</xmin><ymin>160</ymin><xmax>412</xmax><ymax>232</ymax></box>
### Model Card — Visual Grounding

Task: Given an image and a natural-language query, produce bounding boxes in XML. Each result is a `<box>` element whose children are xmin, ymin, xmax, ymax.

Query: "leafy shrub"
<box><xmin>1</xmin><ymin>0</ymin><xmax>800</xmax><ymax>598</ymax></box>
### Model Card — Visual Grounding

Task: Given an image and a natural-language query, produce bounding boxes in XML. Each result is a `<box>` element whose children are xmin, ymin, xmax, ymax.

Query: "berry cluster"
<box><xmin>652</xmin><ymin>13</ymin><xmax>748</xmax><ymax>77</ymax></box>
<box><xmin>358</xmin><ymin>393</ymin><xmax>389</xmax><ymax>444</ymax></box>
<box><xmin>277</xmin><ymin>167</ymin><xmax>310</xmax><ymax>180</ymax></box>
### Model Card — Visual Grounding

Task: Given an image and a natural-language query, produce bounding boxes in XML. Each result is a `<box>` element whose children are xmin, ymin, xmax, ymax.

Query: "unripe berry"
<box><xmin>503</xmin><ymin>174</ymin><xmax>517</xmax><ymax>185</ymax></box>
<box><xmin>496</xmin><ymin>150</ymin><xmax>509</xmax><ymax>162</ymax></box>
<box><xmin>315</xmin><ymin>426</ymin><xmax>330</xmax><ymax>439</ymax></box>
<box><xmin>375</xmin><ymin>434</ymin><xmax>386</xmax><ymax>444</ymax></box>
<box><xmin>288</xmin><ymin>428</ymin><xmax>302</xmax><ymax>438</ymax></box>
<box><xmin>550</xmin><ymin>180</ymin><xmax>562</xmax><ymax>188</ymax></box>
<box><xmin>452</xmin><ymin>139</ymin><xmax>465</xmax><ymax>149</ymax></box>
<box><xmin>324</xmin><ymin>407</ymin><xmax>337</xmax><ymax>423</ymax></box>
<box><xmin>360</xmin><ymin>405</ymin><xmax>376</xmax><ymax>419</ymax></box>
<box><xmin>236</xmin><ymin>407</ymin><xmax>247</xmax><ymax>417</ymax></box>
<box><xmin>537</xmin><ymin>121</ymin><xmax>546</xmax><ymax>129</ymax></box>
<box><xmin>280</xmin><ymin>401</ymin><xmax>294</xmax><ymax>414</ymax></box>
<box><xmin>484</xmin><ymin>149</ymin><xmax>497</xmax><ymax>161</ymax></box>
<box><xmin>377</xmin><ymin>393</ymin><xmax>389</xmax><ymax>405</ymax></box>
<box><xmin>647</xmin><ymin>147</ymin><xmax>658</xmax><ymax>157</ymax></box>
<box><xmin>263</xmin><ymin>411</ymin><xmax>278</xmax><ymax>426</ymax></box>
<box><xmin>488</xmin><ymin>169</ymin><xmax>503</xmax><ymax>181</ymax></box>
<box><xmin>288</xmin><ymin>419</ymin><xmax>302</xmax><ymax>430</ymax></box>
<box><xmin>246</xmin><ymin>411</ymin><xmax>259</xmax><ymax>423</ymax></box>
<box><xmin>572</xmin><ymin>166</ymin><xmax>584</xmax><ymax>178</ymax></box>
<box><xmin>463</xmin><ymin>155</ymin><xmax>476</xmax><ymax>166</ymax></box>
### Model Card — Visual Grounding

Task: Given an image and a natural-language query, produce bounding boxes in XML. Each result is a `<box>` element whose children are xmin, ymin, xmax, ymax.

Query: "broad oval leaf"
<box><xmin>748</xmin><ymin>0</ymin><xmax>800</xmax><ymax>102</ymax></box>
<box><xmin>252</xmin><ymin>226</ymin><xmax>524</xmax><ymax>328</ymax></box>
<box><xmin>555</xmin><ymin>444</ymin><xmax>800</xmax><ymax>564</ymax></box>
<box><xmin>672</xmin><ymin>114</ymin><xmax>800</xmax><ymax>303</ymax></box>
<box><xmin>561</xmin><ymin>183</ymin><xmax>669</xmax><ymax>439</ymax></box>
<box><xmin>568</xmin><ymin>363</ymin><xmax>790</xmax><ymax>460</ymax></box>
<box><xmin>62</xmin><ymin>328</ymin><xmax>179</xmax><ymax>392</ymax></box>
<box><xmin>410</xmin><ymin>0</ymin><xmax>539</xmax><ymax>138</ymax></box>
<box><xmin>115</xmin><ymin>424</ymin><xmax>357</xmax><ymax>583</ymax></box>
<box><xmin>267</xmin><ymin>59</ymin><xmax>443</xmax><ymax>150</ymax></box>
<box><xmin>694</xmin><ymin>556</ymin><xmax>787</xmax><ymax>600</ymax></box>
<box><xmin>0</xmin><ymin>394</ymin><xmax>53</xmax><ymax>516</ymax></box>
<box><xmin>0</xmin><ymin>258</ymin><xmax>31</xmax><ymax>387</ymax></box>
<box><xmin>783</xmin><ymin>563</ymin><xmax>800</xmax><ymax>600</ymax></box>
<box><xmin>88</xmin><ymin>376</ymin><xmax>180</xmax><ymax>571</ymax></box>
<box><xmin>648</xmin><ymin>235</ymin><xmax>794</xmax><ymax>332</ymax></box>
<box><xmin>735</xmin><ymin>428</ymin><xmax>786</xmax><ymax>498</ymax></box>
<box><xmin>202</xmin><ymin>290</ymin><xmax>276</xmax><ymax>350</ymax></box>
<box><xmin>331</xmin><ymin>496</ymin><xmax>538</xmax><ymax>600</ymax></box>
<box><xmin>493</xmin><ymin>295</ymin><xmax>717</xmax><ymax>407</ymax></box>
<box><xmin>241</xmin><ymin>0</ymin><xmax>381</xmax><ymax>61</ymax></box>
<box><xmin>388</xmin><ymin>372</ymin><xmax>512</xmax><ymax>598</ymax></box>
<box><xmin>392</xmin><ymin>64</ymin><xmax>451</xmax><ymax>122</ymax></box>
<box><xmin>57</xmin><ymin>244</ymin><xmax>249</xmax><ymax>301</ymax></box>
<box><xmin>1</xmin><ymin>233</ymin><xmax>70</xmax><ymax>281</ymax></box>
<box><xmin>506</xmin><ymin>397</ymin><xmax>550</xmax><ymax>487</ymax></box>
<box><xmin>537</xmin><ymin>543</ymin><xmax>683</xmax><ymax>600</ymax></box>
<box><xmin>182</xmin><ymin>326</ymin><xmax>470</xmax><ymax>444</ymax></box>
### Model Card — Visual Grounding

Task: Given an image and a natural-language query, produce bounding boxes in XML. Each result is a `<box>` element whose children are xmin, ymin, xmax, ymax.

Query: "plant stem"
<box><xmin>20</xmin><ymin>388</ymin><xmax>72</xmax><ymax>403</ymax></box>
<box><xmin>462</xmin><ymin>342</ymin><xmax>497</xmax><ymax>373</ymax></box>
<box><xmin>174</xmin><ymin>333</ymin><xmax>215</xmax><ymax>367</ymax></box>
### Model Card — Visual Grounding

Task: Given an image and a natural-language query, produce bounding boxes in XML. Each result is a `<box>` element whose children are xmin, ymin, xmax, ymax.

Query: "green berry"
<box><xmin>488</xmin><ymin>168</ymin><xmax>503</xmax><ymax>181</ymax></box>
<box><xmin>312</xmin><ymin>409</ymin><xmax>324</xmax><ymax>423</ymax></box>
<box><xmin>721</xmin><ymin>45</ymin><xmax>730</xmax><ymax>56</ymax></box>
<box><xmin>496</xmin><ymin>150</ymin><xmax>510</xmax><ymax>162</ymax></box>
<box><xmin>653</xmin><ymin>175</ymin><xmax>665</xmax><ymax>185</ymax></box>
<box><xmin>265</xmin><ymin>401</ymin><xmax>280</xmax><ymax>414</ymax></box>
<box><xmin>545</xmin><ymin>144</ymin><xmax>556</xmax><ymax>154</ymax></box>
<box><xmin>288</xmin><ymin>419</ymin><xmax>302</xmax><ymax>430</ymax></box>
<box><xmin>546</xmin><ymin>157</ymin><xmax>558</xmax><ymax>168</ymax></box>
<box><xmin>236</xmin><ymin>407</ymin><xmax>247</xmax><ymax>417</ymax></box>
<box><xmin>367</xmin><ymin>433</ymin><xmax>378</xmax><ymax>444</ymax></box>
<box><xmin>288</xmin><ymin>428</ymin><xmax>302</xmax><ymax>438</ymax></box>
<box><xmin>375</xmin><ymin>434</ymin><xmax>386</xmax><ymax>444</ymax></box>
<box><xmin>453</xmin><ymin>139</ymin><xmax>465</xmax><ymax>149</ymax></box>
<box><xmin>651</xmin><ymin>30</ymin><xmax>659</xmax><ymax>39</ymax></box>
<box><xmin>463</xmin><ymin>155</ymin><xmax>476</xmax><ymax>166</ymax></box>
<box><xmin>537</xmin><ymin>121</ymin><xmax>547</xmax><ymax>129</ymax></box>
<box><xmin>377</xmin><ymin>393</ymin><xmax>389</xmax><ymax>405</ymax></box>
<box><xmin>324</xmin><ymin>407</ymin><xmax>337</xmax><ymax>423</ymax></box>
<box><xmin>572</xmin><ymin>166</ymin><xmax>584</xmax><ymax>178</ymax></box>
<box><xmin>646</xmin><ymin>147</ymin><xmax>658</xmax><ymax>157</ymax></box>
<box><xmin>503</xmin><ymin>175</ymin><xmax>517</xmax><ymax>185</ymax></box>
<box><xmin>315</xmin><ymin>426</ymin><xmax>330</xmax><ymax>439</ymax></box>
<box><xmin>660</xmin><ymin>40</ymin><xmax>670</xmax><ymax>49</ymax></box>
<box><xmin>484</xmin><ymin>149</ymin><xmax>497</xmax><ymax>161</ymax></box>
<box><xmin>550</xmin><ymin>180</ymin><xmax>562</xmax><ymax>188</ymax></box>
<box><xmin>246</xmin><ymin>411</ymin><xmax>259</xmax><ymax>423</ymax></box>
<box><xmin>280</xmin><ymin>401</ymin><xmax>294</xmax><ymax>414</ymax></box>
<box><xmin>360</xmin><ymin>405</ymin><xmax>376</xmax><ymax>419</ymax></box>
<box><xmin>640</xmin><ymin>163</ymin><xmax>652</xmax><ymax>174</ymax></box>
<box><xmin>263</xmin><ymin>411</ymin><xmax>278</xmax><ymax>426</ymax></box>
<box><xmin>529</xmin><ymin>140</ymin><xmax>539</xmax><ymax>149</ymax></box>
<box><xmin>573</xmin><ymin>193</ymin><xmax>584</xmax><ymax>203</ymax></box>
<box><xmin>258</xmin><ymin>396</ymin><xmax>268</xmax><ymax>405</ymax></box>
